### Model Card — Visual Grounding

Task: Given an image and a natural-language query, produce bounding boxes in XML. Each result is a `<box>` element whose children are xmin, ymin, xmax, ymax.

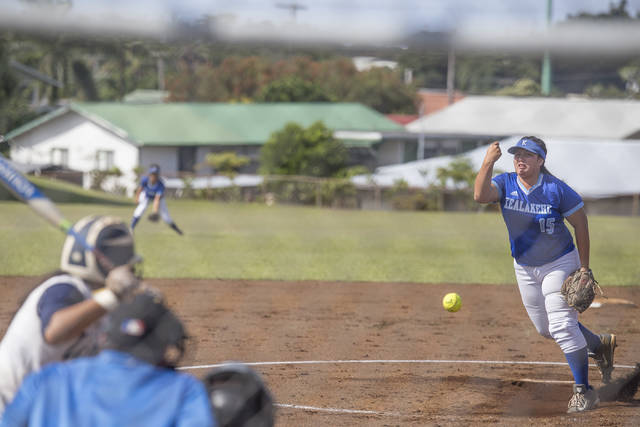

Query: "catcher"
<box><xmin>474</xmin><ymin>136</ymin><xmax>617</xmax><ymax>413</ymax></box>
<box><xmin>131</xmin><ymin>164</ymin><xmax>183</xmax><ymax>235</ymax></box>
<box><xmin>0</xmin><ymin>216</ymin><xmax>142</xmax><ymax>413</ymax></box>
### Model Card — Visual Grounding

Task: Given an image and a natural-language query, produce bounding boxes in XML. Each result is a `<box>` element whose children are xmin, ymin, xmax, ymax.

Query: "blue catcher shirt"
<box><xmin>491</xmin><ymin>172</ymin><xmax>584</xmax><ymax>267</ymax></box>
<box><xmin>140</xmin><ymin>175</ymin><xmax>165</xmax><ymax>199</ymax></box>
<box><xmin>1</xmin><ymin>350</ymin><xmax>216</xmax><ymax>427</ymax></box>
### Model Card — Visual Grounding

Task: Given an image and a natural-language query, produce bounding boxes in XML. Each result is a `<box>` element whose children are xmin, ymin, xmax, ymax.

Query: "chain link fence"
<box><xmin>166</xmin><ymin>174</ymin><xmax>497</xmax><ymax>212</ymax></box>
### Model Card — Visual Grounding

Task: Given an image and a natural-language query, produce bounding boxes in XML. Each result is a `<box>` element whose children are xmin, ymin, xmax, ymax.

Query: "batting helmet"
<box><xmin>203</xmin><ymin>363</ymin><xmax>274</xmax><ymax>427</ymax></box>
<box><xmin>60</xmin><ymin>216</ymin><xmax>140</xmax><ymax>284</ymax></box>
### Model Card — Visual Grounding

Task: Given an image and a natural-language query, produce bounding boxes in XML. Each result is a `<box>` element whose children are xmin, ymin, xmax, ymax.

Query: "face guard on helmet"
<box><xmin>60</xmin><ymin>216</ymin><xmax>141</xmax><ymax>284</ymax></box>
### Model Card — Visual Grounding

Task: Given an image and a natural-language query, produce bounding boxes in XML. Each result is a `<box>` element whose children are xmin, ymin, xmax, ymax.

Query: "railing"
<box><xmin>167</xmin><ymin>174</ymin><xmax>484</xmax><ymax>212</ymax></box>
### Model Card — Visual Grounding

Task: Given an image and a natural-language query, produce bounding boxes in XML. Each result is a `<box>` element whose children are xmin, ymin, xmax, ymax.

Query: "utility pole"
<box><xmin>446</xmin><ymin>45</ymin><xmax>456</xmax><ymax>105</ymax></box>
<box><xmin>275</xmin><ymin>2</ymin><xmax>307</xmax><ymax>21</ymax></box>
<box><xmin>151</xmin><ymin>52</ymin><xmax>166</xmax><ymax>91</ymax></box>
<box><xmin>417</xmin><ymin>102</ymin><xmax>425</xmax><ymax>161</ymax></box>
<box><xmin>541</xmin><ymin>0</ymin><xmax>552</xmax><ymax>95</ymax></box>
<box><xmin>157</xmin><ymin>57</ymin><xmax>165</xmax><ymax>91</ymax></box>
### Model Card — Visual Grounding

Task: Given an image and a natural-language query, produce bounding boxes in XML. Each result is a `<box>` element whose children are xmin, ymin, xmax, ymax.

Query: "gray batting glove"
<box><xmin>105</xmin><ymin>265</ymin><xmax>140</xmax><ymax>299</ymax></box>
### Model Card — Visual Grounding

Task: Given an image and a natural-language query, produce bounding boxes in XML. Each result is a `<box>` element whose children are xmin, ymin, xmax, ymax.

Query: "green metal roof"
<box><xmin>7</xmin><ymin>102</ymin><xmax>403</xmax><ymax>147</ymax></box>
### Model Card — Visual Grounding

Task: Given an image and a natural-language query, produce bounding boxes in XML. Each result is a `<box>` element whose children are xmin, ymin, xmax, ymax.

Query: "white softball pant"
<box><xmin>514</xmin><ymin>248</ymin><xmax>586</xmax><ymax>353</ymax></box>
<box><xmin>133</xmin><ymin>192</ymin><xmax>174</xmax><ymax>224</ymax></box>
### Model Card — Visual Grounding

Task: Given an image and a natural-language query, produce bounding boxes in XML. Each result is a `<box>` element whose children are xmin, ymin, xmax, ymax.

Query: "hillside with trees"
<box><xmin>2</xmin><ymin>0</ymin><xmax>640</xmax><ymax>140</ymax></box>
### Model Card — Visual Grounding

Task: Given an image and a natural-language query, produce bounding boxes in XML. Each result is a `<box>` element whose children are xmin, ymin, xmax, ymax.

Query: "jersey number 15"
<box><xmin>539</xmin><ymin>218</ymin><xmax>555</xmax><ymax>235</ymax></box>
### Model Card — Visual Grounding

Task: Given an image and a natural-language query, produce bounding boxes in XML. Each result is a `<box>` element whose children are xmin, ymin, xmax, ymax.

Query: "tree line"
<box><xmin>2</xmin><ymin>0</ymin><xmax>640</xmax><ymax>142</ymax></box>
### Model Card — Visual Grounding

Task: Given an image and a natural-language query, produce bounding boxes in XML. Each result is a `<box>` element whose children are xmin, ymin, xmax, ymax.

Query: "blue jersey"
<box><xmin>492</xmin><ymin>172</ymin><xmax>583</xmax><ymax>267</ymax></box>
<box><xmin>140</xmin><ymin>175</ymin><xmax>165</xmax><ymax>198</ymax></box>
<box><xmin>1</xmin><ymin>350</ymin><xmax>215</xmax><ymax>427</ymax></box>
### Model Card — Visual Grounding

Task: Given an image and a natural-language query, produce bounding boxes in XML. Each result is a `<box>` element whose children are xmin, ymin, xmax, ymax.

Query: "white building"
<box><xmin>407</xmin><ymin>96</ymin><xmax>640</xmax><ymax>140</ymax></box>
<box><xmin>353</xmin><ymin>136</ymin><xmax>640</xmax><ymax>215</ymax></box>
<box><xmin>6</xmin><ymin>102</ymin><xmax>405</xmax><ymax>195</ymax></box>
<box><xmin>404</xmin><ymin>95</ymin><xmax>640</xmax><ymax>160</ymax></box>
<box><xmin>8</xmin><ymin>109</ymin><xmax>139</xmax><ymax>194</ymax></box>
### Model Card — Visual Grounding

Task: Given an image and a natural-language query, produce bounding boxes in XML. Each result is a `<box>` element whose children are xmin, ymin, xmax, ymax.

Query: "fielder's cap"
<box><xmin>507</xmin><ymin>137</ymin><xmax>546</xmax><ymax>160</ymax></box>
<box><xmin>148</xmin><ymin>165</ymin><xmax>160</xmax><ymax>174</ymax></box>
<box><xmin>107</xmin><ymin>292</ymin><xmax>186</xmax><ymax>367</ymax></box>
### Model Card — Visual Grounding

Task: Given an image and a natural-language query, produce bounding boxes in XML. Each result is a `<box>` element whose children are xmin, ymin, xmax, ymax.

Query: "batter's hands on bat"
<box><xmin>105</xmin><ymin>265</ymin><xmax>140</xmax><ymax>299</ymax></box>
<box><xmin>138</xmin><ymin>283</ymin><xmax>164</xmax><ymax>301</ymax></box>
<box><xmin>483</xmin><ymin>141</ymin><xmax>502</xmax><ymax>165</ymax></box>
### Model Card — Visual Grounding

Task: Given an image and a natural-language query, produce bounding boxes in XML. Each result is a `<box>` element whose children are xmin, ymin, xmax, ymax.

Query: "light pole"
<box><xmin>541</xmin><ymin>0</ymin><xmax>553</xmax><ymax>95</ymax></box>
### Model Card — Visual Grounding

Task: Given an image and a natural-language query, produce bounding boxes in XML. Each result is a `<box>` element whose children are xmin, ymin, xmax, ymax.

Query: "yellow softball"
<box><xmin>442</xmin><ymin>293</ymin><xmax>462</xmax><ymax>312</ymax></box>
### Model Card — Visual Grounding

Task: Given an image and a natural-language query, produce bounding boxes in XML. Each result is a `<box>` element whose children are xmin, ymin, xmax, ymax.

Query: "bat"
<box><xmin>0</xmin><ymin>152</ymin><xmax>114</xmax><ymax>270</ymax></box>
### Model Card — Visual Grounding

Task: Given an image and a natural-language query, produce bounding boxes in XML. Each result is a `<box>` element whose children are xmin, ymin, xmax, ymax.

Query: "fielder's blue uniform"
<box><xmin>131</xmin><ymin>171</ymin><xmax>182</xmax><ymax>234</ymax></box>
<box><xmin>140</xmin><ymin>175</ymin><xmax>166</xmax><ymax>199</ymax></box>
<box><xmin>1</xmin><ymin>350</ymin><xmax>216</xmax><ymax>427</ymax></box>
<box><xmin>491</xmin><ymin>172</ymin><xmax>584</xmax><ymax>266</ymax></box>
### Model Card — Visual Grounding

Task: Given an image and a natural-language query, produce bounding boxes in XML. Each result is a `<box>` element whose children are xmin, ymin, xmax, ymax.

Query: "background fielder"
<box><xmin>131</xmin><ymin>164</ymin><xmax>183</xmax><ymax>235</ymax></box>
<box><xmin>474</xmin><ymin>136</ymin><xmax>617</xmax><ymax>414</ymax></box>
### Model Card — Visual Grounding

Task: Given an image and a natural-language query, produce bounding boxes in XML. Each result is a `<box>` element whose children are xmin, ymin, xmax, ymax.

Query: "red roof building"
<box><xmin>385</xmin><ymin>114</ymin><xmax>419</xmax><ymax>126</ymax></box>
<box><xmin>417</xmin><ymin>89</ymin><xmax>465</xmax><ymax>116</ymax></box>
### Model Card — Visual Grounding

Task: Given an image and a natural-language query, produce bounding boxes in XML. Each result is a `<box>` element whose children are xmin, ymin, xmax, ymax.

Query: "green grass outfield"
<box><xmin>0</xmin><ymin>200</ymin><xmax>638</xmax><ymax>285</ymax></box>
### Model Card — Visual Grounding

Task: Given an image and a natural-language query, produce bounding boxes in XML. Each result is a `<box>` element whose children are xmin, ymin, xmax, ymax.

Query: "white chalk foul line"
<box><xmin>514</xmin><ymin>378</ymin><xmax>574</xmax><ymax>384</ymax></box>
<box><xmin>275</xmin><ymin>403</ymin><xmax>401</xmax><ymax>417</ymax></box>
<box><xmin>177</xmin><ymin>359</ymin><xmax>638</xmax><ymax>371</ymax></box>
<box><xmin>179</xmin><ymin>359</ymin><xmax>638</xmax><ymax>419</ymax></box>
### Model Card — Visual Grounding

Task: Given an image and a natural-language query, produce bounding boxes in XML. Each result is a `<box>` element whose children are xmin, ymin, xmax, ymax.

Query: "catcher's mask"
<box><xmin>106</xmin><ymin>292</ymin><xmax>186</xmax><ymax>368</ymax></box>
<box><xmin>204</xmin><ymin>363</ymin><xmax>274</xmax><ymax>427</ymax></box>
<box><xmin>60</xmin><ymin>216</ymin><xmax>141</xmax><ymax>284</ymax></box>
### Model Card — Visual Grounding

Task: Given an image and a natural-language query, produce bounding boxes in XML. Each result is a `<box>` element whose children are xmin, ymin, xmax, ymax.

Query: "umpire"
<box><xmin>0</xmin><ymin>292</ymin><xmax>215</xmax><ymax>427</ymax></box>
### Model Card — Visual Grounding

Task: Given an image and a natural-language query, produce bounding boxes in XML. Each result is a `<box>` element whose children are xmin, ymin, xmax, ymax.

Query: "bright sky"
<box><xmin>11</xmin><ymin>0</ymin><xmax>640</xmax><ymax>32</ymax></box>
<box><xmin>171</xmin><ymin>0</ymin><xmax>640</xmax><ymax>30</ymax></box>
<box><xmin>3</xmin><ymin>0</ymin><xmax>640</xmax><ymax>47</ymax></box>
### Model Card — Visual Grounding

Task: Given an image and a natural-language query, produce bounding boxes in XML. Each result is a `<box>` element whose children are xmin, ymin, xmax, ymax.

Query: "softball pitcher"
<box><xmin>131</xmin><ymin>164</ymin><xmax>183</xmax><ymax>235</ymax></box>
<box><xmin>474</xmin><ymin>136</ymin><xmax>616</xmax><ymax>413</ymax></box>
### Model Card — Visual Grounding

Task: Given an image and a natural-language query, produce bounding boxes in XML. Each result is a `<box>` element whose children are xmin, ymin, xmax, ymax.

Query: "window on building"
<box><xmin>178</xmin><ymin>146</ymin><xmax>197</xmax><ymax>172</ymax></box>
<box><xmin>96</xmin><ymin>150</ymin><xmax>115</xmax><ymax>170</ymax></box>
<box><xmin>50</xmin><ymin>148</ymin><xmax>69</xmax><ymax>167</ymax></box>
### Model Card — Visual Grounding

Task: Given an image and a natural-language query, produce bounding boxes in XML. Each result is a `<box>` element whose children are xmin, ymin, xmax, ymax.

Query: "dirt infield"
<box><xmin>1</xmin><ymin>277</ymin><xmax>639</xmax><ymax>426</ymax></box>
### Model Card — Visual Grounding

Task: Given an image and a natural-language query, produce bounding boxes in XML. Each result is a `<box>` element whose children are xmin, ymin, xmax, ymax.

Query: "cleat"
<box><xmin>567</xmin><ymin>384</ymin><xmax>599</xmax><ymax>413</ymax></box>
<box><xmin>591</xmin><ymin>334</ymin><xmax>616</xmax><ymax>384</ymax></box>
<box><xmin>170</xmin><ymin>223</ymin><xmax>183</xmax><ymax>236</ymax></box>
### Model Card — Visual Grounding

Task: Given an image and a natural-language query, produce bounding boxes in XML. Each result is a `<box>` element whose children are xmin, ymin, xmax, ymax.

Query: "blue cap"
<box><xmin>507</xmin><ymin>137</ymin><xmax>546</xmax><ymax>160</ymax></box>
<box><xmin>148</xmin><ymin>165</ymin><xmax>160</xmax><ymax>174</ymax></box>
